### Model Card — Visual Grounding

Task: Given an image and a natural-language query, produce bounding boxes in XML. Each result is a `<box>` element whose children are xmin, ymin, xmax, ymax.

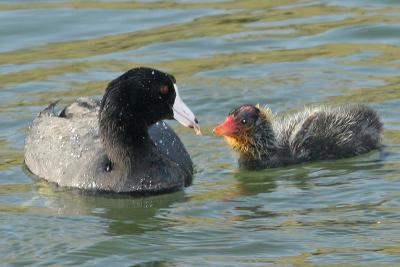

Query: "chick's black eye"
<box><xmin>160</xmin><ymin>85</ymin><xmax>169</xmax><ymax>95</ymax></box>
<box><xmin>241</xmin><ymin>119</ymin><xmax>247</xmax><ymax>124</ymax></box>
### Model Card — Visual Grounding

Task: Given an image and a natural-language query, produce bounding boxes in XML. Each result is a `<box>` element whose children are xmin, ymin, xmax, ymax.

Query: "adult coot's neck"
<box><xmin>98</xmin><ymin>67</ymin><xmax>200</xmax><ymax>171</ymax></box>
<box><xmin>99</xmin><ymin>83</ymin><xmax>152</xmax><ymax>167</ymax></box>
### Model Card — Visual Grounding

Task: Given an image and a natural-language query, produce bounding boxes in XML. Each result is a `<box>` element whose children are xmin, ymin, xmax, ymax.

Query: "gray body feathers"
<box><xmin>24</xmin><ymin>98</ymin><xmax>193</xmax><ymax>193</ymax></box>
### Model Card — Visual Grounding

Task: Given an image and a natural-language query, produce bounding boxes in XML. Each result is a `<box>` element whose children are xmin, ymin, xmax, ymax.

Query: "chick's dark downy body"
<box><xmin>215</xmin><ymin>105</ymin><xmax>382</xmax><ymax>169</ymax></box>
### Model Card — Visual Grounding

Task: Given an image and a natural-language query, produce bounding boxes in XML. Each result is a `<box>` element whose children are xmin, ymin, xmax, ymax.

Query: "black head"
<box><xmin>101</xmin><ymin>67</ymin><xmax>178</xmax><ymax>126</ymax></box>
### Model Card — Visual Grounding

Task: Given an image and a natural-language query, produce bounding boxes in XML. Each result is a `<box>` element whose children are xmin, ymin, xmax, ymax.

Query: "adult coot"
<box><xmin>25</xmin><ymin>67</ymin><xmax>201</xmax><ymax>194</ymax></box>
<box><xmin>214</xmin><ymin>104</ymin><xmax>382</xmax><ymax>169</ymax></box>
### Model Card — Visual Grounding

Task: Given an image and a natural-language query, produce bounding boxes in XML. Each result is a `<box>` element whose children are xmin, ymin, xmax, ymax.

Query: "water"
<box><xmin>1</xmin><ymin>0</ymin><xmax>400</xmax><ymax>266</ymax></box>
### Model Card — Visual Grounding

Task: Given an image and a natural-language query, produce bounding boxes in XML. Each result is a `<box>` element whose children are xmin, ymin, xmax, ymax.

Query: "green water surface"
<box><xmin>0</xmin><ymin>0</ymin><xmax>400</xmax><ymax>266</ymax></box>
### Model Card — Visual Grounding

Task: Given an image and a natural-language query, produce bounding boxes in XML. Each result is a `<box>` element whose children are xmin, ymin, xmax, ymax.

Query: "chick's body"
<box><xmin>215</xmin><ymin>105</ymin><xmax>382</xmax><ymax>170</ymax></box>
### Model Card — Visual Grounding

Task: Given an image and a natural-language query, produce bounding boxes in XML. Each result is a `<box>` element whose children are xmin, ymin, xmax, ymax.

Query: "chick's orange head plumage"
<box><xmin>213</xmin><ymin>115</ymin><xmax>237</xmax><ymax>137</ymax></box>
<box><xmin>213</xmin><ymin>105</ymin><xmax>260</xmax><ymax>141</ymax></box>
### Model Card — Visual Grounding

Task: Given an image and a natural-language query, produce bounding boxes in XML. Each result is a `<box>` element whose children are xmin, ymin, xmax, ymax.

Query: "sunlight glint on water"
<box><xmin>0</xmin><ymin>0</ymin><xmax>399</xmax><ymax>266</ymax></box>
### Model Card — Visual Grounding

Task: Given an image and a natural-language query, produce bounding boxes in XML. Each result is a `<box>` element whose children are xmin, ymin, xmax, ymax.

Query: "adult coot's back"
<box><xmin>25</xmin><ymin>67</ymin><xmax>201</xmax><ymax>194</ymax></box>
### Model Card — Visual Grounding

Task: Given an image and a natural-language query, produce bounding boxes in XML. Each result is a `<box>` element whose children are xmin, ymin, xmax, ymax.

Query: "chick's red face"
<box><xmin>213</xmin><ymin>105</ymin><xmax>260</xmax><ymax>138</ymax></box>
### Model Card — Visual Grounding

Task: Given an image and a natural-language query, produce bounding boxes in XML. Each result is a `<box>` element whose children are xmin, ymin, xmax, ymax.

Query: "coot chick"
<box><xmin>25</xmin><ymin>67</ymin><xmax>201</xmax><ymax>194</ymax></box>
<box><xmin>214</xmin><ymin>104</ymin><xmax>382</xmax><ymax>169</ymax></box>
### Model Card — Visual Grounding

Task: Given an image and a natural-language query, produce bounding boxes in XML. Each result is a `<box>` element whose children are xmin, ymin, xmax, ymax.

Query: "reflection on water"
<box><xmin>37</xmin><ymin>185</ymin><xmax>188</xmax><ymax>236</ymax></box>
<box><xmin>1</xmin><ymin>0</ymin><xmax>400</xmax><ymax>266</ymax></box>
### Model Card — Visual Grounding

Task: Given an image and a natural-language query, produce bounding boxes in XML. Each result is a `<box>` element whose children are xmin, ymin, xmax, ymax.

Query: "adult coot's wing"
<box><xmin>149</xmin><ymin>121</ymin><xmax>193</xmax><ymax>186</ymax></box>
<box><xmin>59</xmin><ymin>98</ymin><xmax>100</xmax><ymax>118</ymax></box>
<box><xmin>24</xmin><ymin>98</ymin><xmax>107</xmax><ymax>188</ymax></box>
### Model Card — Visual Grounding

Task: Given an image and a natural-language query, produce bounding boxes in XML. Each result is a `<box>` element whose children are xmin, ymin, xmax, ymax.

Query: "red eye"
<box><xmin>160</xmin><ymin>85</ymin><xmax>169</xmax><ymax>95</ymax></box>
